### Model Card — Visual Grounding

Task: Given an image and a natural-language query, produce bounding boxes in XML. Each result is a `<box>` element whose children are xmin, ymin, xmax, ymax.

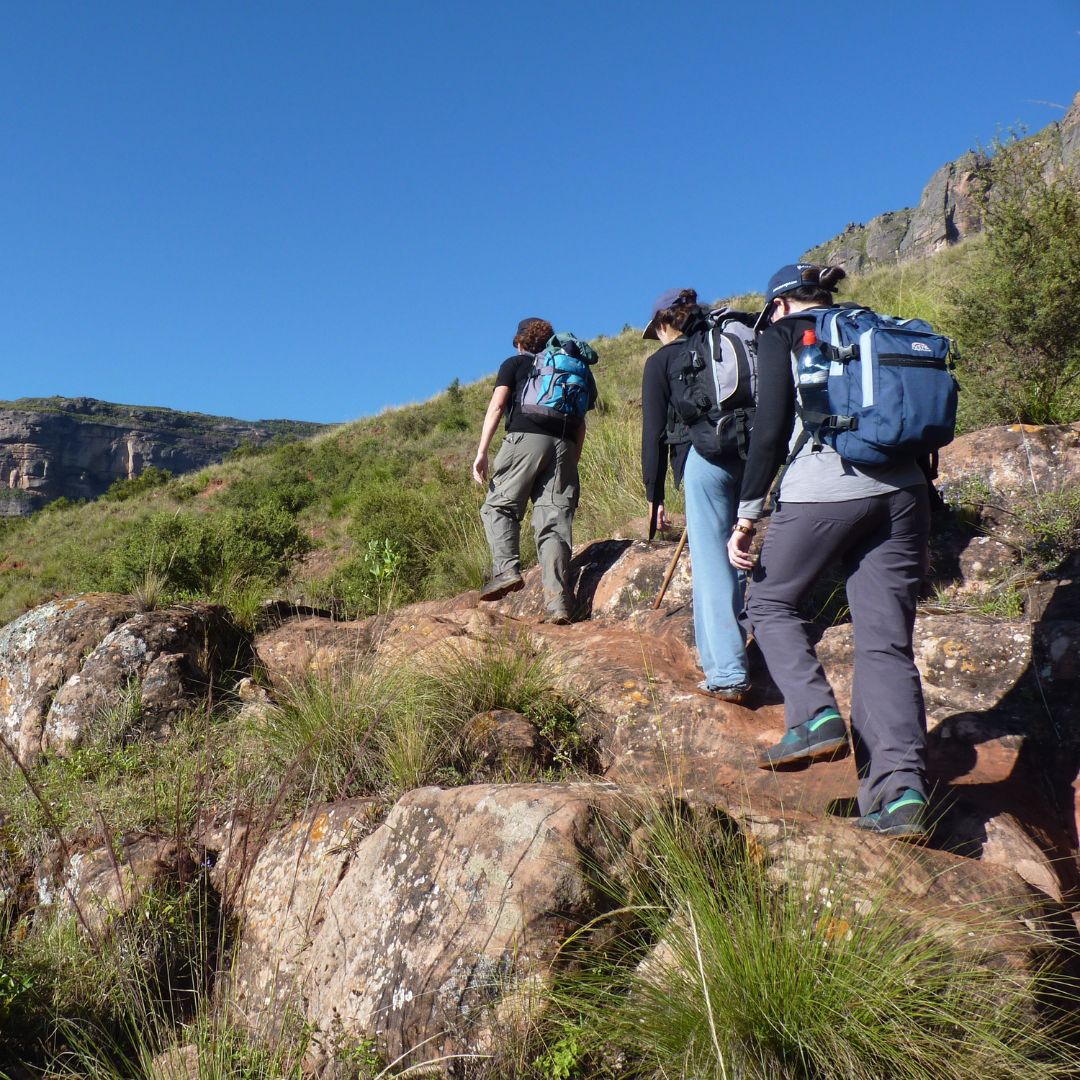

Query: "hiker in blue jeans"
<box><xmin>642</xmin><ymin>288</ymin><xmax>749</xmax><ymax>701</ymax></box>
<box><xmin>728</xmin><ymin>264</ymin><xmax>931</xmax><ymax>840</ymax></box>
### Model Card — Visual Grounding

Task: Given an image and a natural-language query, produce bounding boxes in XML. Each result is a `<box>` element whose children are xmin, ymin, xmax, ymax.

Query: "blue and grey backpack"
<box><xmin>798</xmin><ymin>305</ymin><xmax>958</xmax><ymax>465</ymax></box>
<box><xmin>518</xmin><ymin>332</ymin><xmax>598</xmax><ymax>423</ymax></box>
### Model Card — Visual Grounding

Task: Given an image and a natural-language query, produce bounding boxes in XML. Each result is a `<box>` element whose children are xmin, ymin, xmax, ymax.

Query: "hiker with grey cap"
<box><xmin>727</xmin><ymin>263</ymin><xmax>931</xmax><ymax>839</ymax></box>
<box><xmin>473</xmin><ymin>317</ymin><xmax>596</xmax><ymax>624</ymax></box>
<box><xmin>641</xmin><ymin>288</ymin><xmax>750</xmax><ymax>701</ymax></box>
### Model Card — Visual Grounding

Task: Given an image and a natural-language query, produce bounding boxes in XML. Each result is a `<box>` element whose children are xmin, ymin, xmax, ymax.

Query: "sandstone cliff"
<box><xmin>803</xmin><ymin>90</ymin><xmax>1080</xmax><ymax>272</ymax></box>
<box><xmin>0</xmin><ymin>396</ymin><xmax>325</xmax><ymax>516</ymax></box>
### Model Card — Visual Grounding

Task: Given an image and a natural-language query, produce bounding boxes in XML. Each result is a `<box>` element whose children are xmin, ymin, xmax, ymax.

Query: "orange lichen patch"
<box><xmin>306</xmin><ymin>814</ymin><xmax>331</xmax><ymax>845</ymax></box>
<box><xmin>1007</xmin><ymin>424</ymin><xmax>1044</xmax><ymax>433</ymax></box>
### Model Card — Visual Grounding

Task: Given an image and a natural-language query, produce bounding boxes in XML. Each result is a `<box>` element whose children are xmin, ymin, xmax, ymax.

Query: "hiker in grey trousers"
<box><xmin>728</xmin><ymin>264</ymin><xmax>932</xmax><ymax>840</ymax></box>
<box><xmin>472</xmin><ymin>317</ymin><xmax>592</xmax><ymax>624</ymax></box>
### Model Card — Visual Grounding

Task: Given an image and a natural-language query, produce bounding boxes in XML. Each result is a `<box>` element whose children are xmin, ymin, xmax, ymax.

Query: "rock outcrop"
<box><xmin>0</xmin><ymin>595</ymin><xmax>250</xmax><ymax>763</ymax></box>
<box><xmin>0</xmin><ymin>396</ymin><xmax>325</xmax><ymax>516</ymax></box>
<box><xmin>804</xmin><ymin>92</ymin><xmax>1080</xmax><ymax>272</ymax></box>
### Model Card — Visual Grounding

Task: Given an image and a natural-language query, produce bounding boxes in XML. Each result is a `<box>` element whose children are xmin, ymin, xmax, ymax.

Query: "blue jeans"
<box><xmin>683</xmin><ymin>447</ymin><xmax>748</xmax><ymax>688</ymax></box>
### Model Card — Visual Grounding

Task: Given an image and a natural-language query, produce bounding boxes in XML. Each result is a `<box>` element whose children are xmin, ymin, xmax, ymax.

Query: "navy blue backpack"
<box><xmin>801</xmin><ymin>306</ymin><xmax>958</xmax><ymax>466</ymax></box>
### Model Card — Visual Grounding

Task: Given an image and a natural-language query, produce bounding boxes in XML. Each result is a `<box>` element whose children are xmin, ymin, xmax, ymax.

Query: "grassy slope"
<box><xmin>0</xmin><ymin>244</ymin><xmax>983</xmax><ymax>626</ymax></box>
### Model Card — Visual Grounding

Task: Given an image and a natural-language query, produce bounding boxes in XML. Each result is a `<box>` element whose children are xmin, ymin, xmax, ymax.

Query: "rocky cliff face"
<box><xmin>0</xmin><ymin>396</ymin><xmax>324</xmax><ymax>516</ymax></box>
<box><xmin>804</xmin><ymin>91</ymin><xmax>1080</xmax><ymax>272</ymax></box>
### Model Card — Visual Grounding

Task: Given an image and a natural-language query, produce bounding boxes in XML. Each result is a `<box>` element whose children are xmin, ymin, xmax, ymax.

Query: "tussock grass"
<box><xmin>530</xmin><ymin>806</ymin><xmax>1080</xmax><ymax>1080</ymax></box>
<box><xmin>249</xmin><ymin>631</ymin><xmax>596</xmax><ymax>808</ymax></box>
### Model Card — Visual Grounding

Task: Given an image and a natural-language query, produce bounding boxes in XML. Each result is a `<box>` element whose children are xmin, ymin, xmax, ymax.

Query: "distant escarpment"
<box><xmin>804</xmin><ymin>90</ymin><xmax>1080</xmax><ymax>272</ymax></box>
<box><xmin>0</xmin><ymin>396</ymin><xmax>326</xmax><ymax>516</ymax></box>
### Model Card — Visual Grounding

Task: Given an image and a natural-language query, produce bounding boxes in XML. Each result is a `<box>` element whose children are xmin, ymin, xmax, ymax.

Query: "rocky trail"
<box><xmin>1</xmin><ymin>421</ymin><xmax>1078</xmax><ymax>1073</ymax></box>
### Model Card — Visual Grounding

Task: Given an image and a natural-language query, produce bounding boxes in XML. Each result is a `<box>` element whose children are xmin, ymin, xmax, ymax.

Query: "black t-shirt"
<box><xmin>496</xmin><ymin>354</ymin><xmax>586</xmax><ymax>441</ymax></box>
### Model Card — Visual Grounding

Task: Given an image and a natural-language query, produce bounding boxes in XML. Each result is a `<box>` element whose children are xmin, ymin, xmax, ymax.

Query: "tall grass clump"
<box><xmin>535</xmin><ymin>807</ymin><xmax>1080</xmax><ymax>1080</ymax></box>
<box><xmin>248</xmin><ymin>632</ymin><xmax>595</xmax><ymax>809</ymax></box>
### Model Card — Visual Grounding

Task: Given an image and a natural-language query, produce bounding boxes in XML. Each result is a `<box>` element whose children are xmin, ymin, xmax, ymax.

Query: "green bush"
<box><xmin>88</xmin><ymin>504</ymin><xmax>309</xmax><ymax>601</ymax></box>
<box><xmin>949</xmin><ymin>135</ymin><xmax>1080</xmax><ymax>427</ymax></box>
<box><xmin>102</xmin><ymin>466</ymin><xmax>173</xmax><ymax>503</ymax></box>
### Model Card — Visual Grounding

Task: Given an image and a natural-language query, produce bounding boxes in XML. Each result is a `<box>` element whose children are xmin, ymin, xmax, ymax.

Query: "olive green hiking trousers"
<box><xmin>480</xmin><ymin>431</ymin><xmax>579</xmax><ymax>616</ymax></box>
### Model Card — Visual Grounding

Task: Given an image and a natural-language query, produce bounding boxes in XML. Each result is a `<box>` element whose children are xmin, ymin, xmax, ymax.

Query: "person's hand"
<box><xmin>649</xmin><ymin>502</ymin><xmax>671</xmax><ymax>533</ymax></box>
<box><xmin>472</xmin><ymin>452</ymin><xmax>488</xmax><ymax>485</ymax></box>
<box><xmin>728</xmin><ymin>520</ymin><xmax>757</xmax><ymax>571</ymax></box>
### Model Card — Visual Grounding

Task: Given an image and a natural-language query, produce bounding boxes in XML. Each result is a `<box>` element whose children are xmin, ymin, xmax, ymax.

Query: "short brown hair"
<box><xmin>513</xmin><ymin>318</ymin><xmax>554</xmax><ymax>354</ymax></box>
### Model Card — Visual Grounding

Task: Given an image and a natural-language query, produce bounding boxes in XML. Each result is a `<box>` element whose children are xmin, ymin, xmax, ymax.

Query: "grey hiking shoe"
<box><xmin>756</xmin><ymin>708</ymin><xmax>849</xmax><ymax>770</ymax></box>
<box><xmin>698</xmin><ymin>679</ymin><xmax>751</xmax><ymax>703</ymax></box>
<box><xmin>479</xmin><ymin>572</ymin><xmax>524</xmax><ymax>602</ymax></box>
<box><xmin>854</xmin><ymin>788</ymin><xmax>929</xmax><ymax>841</ymax></box>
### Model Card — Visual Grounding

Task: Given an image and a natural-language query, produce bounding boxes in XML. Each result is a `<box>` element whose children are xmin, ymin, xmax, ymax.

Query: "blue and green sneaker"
<box><xmin>854</xmin><ymin>788</ymin><xmax>929</xmax><ymax>841</ymax></box>
<box><xmin>756</xmin><ymin>708</ymin><xmax>849</xmax><ymax>770</ymax></box>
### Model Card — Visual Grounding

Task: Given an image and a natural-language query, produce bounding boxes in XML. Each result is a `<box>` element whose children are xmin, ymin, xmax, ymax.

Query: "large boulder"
<box><xmin>0</xmin><ymin>594</ymin><xmax>141</xmax><ymax>763</ymax></box>
<box><xmin>226</xmin><ymin>783</ymin><xmax>629</xmax><ymax>1070</ymax></box>
<box><xmin>0</xmin><ymin>594</ymin><xmax>250</xmax><ymax>764</ymax></box>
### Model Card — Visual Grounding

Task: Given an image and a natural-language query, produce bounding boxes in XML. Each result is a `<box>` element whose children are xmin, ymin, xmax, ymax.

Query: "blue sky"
<box><xmin>1</xmin><ymin>1</ymin><xmax>1078</xmax><ymax>424</ymax></box>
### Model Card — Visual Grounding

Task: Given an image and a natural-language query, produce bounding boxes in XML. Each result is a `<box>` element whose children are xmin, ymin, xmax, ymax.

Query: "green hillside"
<box><xmin>0</xmin><ymin>172</ymin><xmax>1076</xmax><ymax>632</ymax></box>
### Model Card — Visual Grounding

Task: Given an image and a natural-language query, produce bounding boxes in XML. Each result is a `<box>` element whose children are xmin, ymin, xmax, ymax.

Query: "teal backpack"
<box><xmin>519</xmin><ymin>333</ymin><xmax>598</xmax><ymax>422</ymax></box>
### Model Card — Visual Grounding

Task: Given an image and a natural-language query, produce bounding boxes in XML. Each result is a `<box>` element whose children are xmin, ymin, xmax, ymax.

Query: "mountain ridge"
<box><xmin>0</xmin><ymin>395</ymin><xmax>326</xmax><ymax>516</ymax></box>
<box><xmin>803</xmin><ymin>91</ymin><xmax>1080</xmax><ymax>272</ymax></box>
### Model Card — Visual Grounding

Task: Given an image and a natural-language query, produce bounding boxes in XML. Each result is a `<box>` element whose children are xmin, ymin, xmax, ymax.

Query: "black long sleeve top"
<box><xmin>640</xmin><ymin>338</ymin><xmax>692</xmax><ymax>505</ymax></box>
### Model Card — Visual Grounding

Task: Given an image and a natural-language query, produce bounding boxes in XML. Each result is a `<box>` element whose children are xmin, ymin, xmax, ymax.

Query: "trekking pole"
<box><xmin>653</xmin><ymin>528</ymin><xmax>687</xmax><ymax>609</ymax></box>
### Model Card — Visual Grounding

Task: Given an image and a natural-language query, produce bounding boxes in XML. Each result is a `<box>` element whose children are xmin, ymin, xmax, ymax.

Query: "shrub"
<box><xmin>102</xmin><ymin>466</ymin><xmax>173</xmax><ymax>503</ymax></box>
<box><xmin>949</xmin><ymin>135</ymin><xmax>1080</xmax><ymax>427</ymax></box>
<box><xmin>94</xmin><ymin>505</ymin><xmax>309</xmax><ymax>601</ymax></box>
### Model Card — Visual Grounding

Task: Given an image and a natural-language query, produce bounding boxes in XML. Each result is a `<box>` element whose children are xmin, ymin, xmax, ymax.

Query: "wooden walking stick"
<box><xmin>653</xmin><ymin>528</ymin><xmax>687</xmax><ymax>609</ymax></box>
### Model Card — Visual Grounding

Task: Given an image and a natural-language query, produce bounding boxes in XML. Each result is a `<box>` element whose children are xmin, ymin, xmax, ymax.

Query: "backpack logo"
<box><xmin>911</xmin><ymin>341</ymin><xmax>932</xmax><ymax>353</ymax></box>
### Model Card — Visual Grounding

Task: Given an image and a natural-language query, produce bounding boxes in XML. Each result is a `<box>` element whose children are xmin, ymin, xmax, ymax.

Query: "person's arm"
<box><xmin>641</xmin><ymin>352</ymin><xmax>669</xmax><ymax>510</ymax></box>
<box><xmin>472</xmin><ymin>385</ymin><xmax>512</xmax><ymax>484</ymax></box>
<box><xmin>729</xmin><ymin>324</ymin><xmax>797</xmax><ymax>569</ymax></box>
<box><xmin>574</xmin><ymin>417</ymin><xmax>587</xmax><ymax>458</ymax></box>
<box><xmin>736</xmin><ymin>324</ymin><xmax>796</xmax><ymax>519</ymax></box>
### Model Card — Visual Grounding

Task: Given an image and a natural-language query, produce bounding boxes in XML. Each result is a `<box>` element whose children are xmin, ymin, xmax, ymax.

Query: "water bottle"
<box><xmin>796</xmin><ymin>328</ymin><xmax>830</xmax><ymax>416</ymax></box>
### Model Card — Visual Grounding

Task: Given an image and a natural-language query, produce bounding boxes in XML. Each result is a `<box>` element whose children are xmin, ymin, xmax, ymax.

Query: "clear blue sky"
<box><xmin>1</xmin><ymin>1</ymin><xmax>1078</xmax><ymax>423</ymax></box>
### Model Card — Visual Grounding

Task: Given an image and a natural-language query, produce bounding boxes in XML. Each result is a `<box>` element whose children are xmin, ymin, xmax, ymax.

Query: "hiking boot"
<box><xmin>756</xmin><ymin>708</ymin><xmax>849</xmax><ymax>770</ymax></box>
<box><xmin>854</xmin><ymin>788</ymin><xmax>929</xmax><ymax>841</ymax></box>
<box><xmin>698</xmin><ymin>679</ymin><xmax>751</xmax><ymax>703</ymax></box>
<box><xmin>479</xmin><ymin>571</ymin><xmax>524</xmax><ymax>602</ymax></box>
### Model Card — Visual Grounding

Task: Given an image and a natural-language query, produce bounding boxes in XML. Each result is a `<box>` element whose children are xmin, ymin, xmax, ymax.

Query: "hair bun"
<box><xmin>819</xmin><ymin>265</ymin><xmax>846</xmax><ymax>290</ymax></box>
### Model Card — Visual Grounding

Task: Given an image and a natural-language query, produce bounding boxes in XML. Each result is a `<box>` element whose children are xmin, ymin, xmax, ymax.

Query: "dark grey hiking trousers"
<box><xmin>743</xmin><ymin>486</ymin><xmax>931</xmax><ymax>814</ymax></box>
